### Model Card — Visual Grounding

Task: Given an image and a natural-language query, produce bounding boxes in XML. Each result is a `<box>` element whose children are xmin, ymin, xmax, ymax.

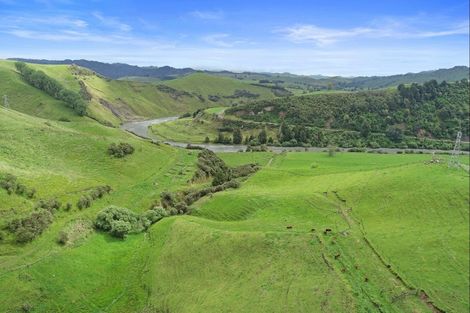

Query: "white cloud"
<box><xmin>202</xmin><ymin>33</ymin><xmax>234</xmax><ymax>47</ymax></box>
<box><xmin>92</xmin><ymin>11</ymin><xmax>131</xmax><ymax>32</ymax></box>
<box><xmin>1</xmin><ymin>15</ymin><xmax>88</xmax><ymax>29</ymax></box>
<box><xmin>189</xmin><ymin>10</ymin><xmax>224</xmax><ymax>20</ymax></box>
<box><xmin>280</xmin><ymin>19</ymin><xmax>470</xmax><ymax>45</ymax></box>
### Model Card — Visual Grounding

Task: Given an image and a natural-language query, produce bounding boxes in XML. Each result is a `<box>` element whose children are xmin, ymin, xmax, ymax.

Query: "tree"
<box><xmin>386</xmin><ymin>125</ymin><xmax>404</xmax><ymax>142</ymax></box>
<box><xmin>204</xmin><ymin>136</ymin><xmax>210</xmax><ymax>143</ymax></box>
<box><xmin>279</xmin><ymin>122</ymin><xmax>292</xmax><ymax>142</ymax></box>
<box><xmin>233</xmin><ymin>128</ymin><xmax>243</xmax><ymax>144</ymax></box>
<box><xmin>258</xmin><ymin>128</ymin><xmax>267</xmax><ymax>144</ymax></box>
<box><xmin>215</xmin><ymin>132</ymin><xmax>224</xmax><ymax>144</ymax></box>
<box><xmin>360</xmin><ymin>119</ymin><xmax>371</xmax><ymax>138</ymax></box>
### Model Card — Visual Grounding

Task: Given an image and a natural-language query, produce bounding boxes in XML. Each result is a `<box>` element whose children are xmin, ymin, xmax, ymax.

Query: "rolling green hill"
<box><xmin>0</xmin><ymin>103</ymin><xmax>468</xmax><ymax>312</ymax></box>
<box><xmin>0</xmin><ymin>103</ymin><xmax>469</xmax><ymax>312</ymax></box>
<box><xmin>1</xmin><ymin>57</ymin><xmax>469</xmax><ymax>313</ymax></box>
<box><xmin>1</xmin><ymin>60</ymin><xmax>277</xmax><ymax>126</ymax></box>
<box><xmin>164</xmin><ymin>72</ymin><xmax>283</xmax><ymax>105</ymax></box>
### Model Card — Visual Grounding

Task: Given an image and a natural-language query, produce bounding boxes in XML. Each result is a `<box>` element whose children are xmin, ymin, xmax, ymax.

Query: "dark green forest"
<box><xmin>228</xmin><ymin>80</ymin><xmax>469</xmax><ymax>143</ymax></box>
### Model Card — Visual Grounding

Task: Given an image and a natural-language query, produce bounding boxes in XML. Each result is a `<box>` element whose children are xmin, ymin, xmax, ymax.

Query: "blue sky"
<box><xmin>0</xmin><ymin>0</ymin><xmax>468</xmax><ymax>76</ymax></box>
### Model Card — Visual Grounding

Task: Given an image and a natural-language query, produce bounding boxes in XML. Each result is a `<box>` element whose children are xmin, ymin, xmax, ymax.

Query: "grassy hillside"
<box><xmin>1</xmin><ymin>60</ymin><xmax>277</xmax><ymax>127</ymax></box>
<box><xmin>164</xmin><ymin>72</ymin><xmax>280</xmax><ymax>106</ymax></box>
<box><xmin>189</xmin><ymin>152</ymin><xmax>469</xmax><ymax>313</ymax></box>
<box><xmin>0</xmin><ymin>61</ymin><xmax>80</xmax><ymax>121</ymax></box>
<box><xmin>0</xmin><ymin>105</ymin><xmax>468</xmax><ymax>312</ymax></box>
<box><xmin>0</xmin><ymin>107</ymin><xmax>198</xmax><ymax>311</ymax></box>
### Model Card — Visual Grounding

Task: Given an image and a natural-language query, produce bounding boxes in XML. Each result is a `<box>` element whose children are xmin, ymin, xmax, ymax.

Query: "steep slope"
<box><xmin>0</xmin><ymin>107</ymin><xmax>198</xmax><ymax>311</ymax></box>
<box><xmin>0</xmin><ymin>61</ymin><xmax>79</xmax><ymax>121</ymax></box>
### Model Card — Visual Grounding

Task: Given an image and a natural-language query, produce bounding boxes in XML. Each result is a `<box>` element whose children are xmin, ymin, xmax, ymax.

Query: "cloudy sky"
<box><xmin>0</xmin><ymin>0</ymin><xmax>468</xmax><ymax>76</ymax></box>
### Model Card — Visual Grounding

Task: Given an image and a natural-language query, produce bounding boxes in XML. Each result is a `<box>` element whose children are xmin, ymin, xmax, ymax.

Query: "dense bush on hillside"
<box><xmin>0</xmin><ymin>173</ymin><xmax>36</xmax><ymax>198</ymax></box>
<box><xmin>77</xmin><ymin>185</ymin><xmax>112</xmax><ymax>210</ymax></box>
<box><xmin>14</xmin><ymin>62</ymin><xmax>87</xmax><ymax>115</ymax></box>
<box><xmin>191</xmin><ymin>149</ymin><xmax>233</xmax><ymax>184</ymax></box>
<box><xmin>95</xmin><ymin>205</ymin><xmax>167</xmax><ymax>238</ymax></box>
<box><xmin>228</xmin><ymin>80</ymin><xmax>469</xmax><ymax>142</ymax></box>
<box><xmin>107</xmin><ymin>142</ymin><xmax>134</xmax><ymax>158</ymax></box>
<box><xmin>7</xmin><ymin>210</ymin><xmax>54</xmax><ymax>243</ymax></box>
<box><xmin>95</xmin><ymin>206</ymin><xmax>142</xmax><ymax>238</ymax></box>
<box><xmin>35</xmin><ymin>198</ymin><xmax>61</xmax><ymax>213</ymax></box>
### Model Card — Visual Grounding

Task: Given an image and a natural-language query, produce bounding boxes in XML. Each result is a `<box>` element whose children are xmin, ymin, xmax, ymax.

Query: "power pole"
<box><xmin>2</xmin><ymin>95</ymin><xmax>9</xmax><ymax>108</ymax></box>
<box><xmin>448</xmin><ymin>131</ymin><xmax>462</xmax><ymax>168</ymax></box>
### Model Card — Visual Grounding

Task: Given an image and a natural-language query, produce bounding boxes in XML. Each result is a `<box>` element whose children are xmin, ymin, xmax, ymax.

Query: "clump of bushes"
<box><xmin>95</xmin><ymin>206</ymin><xmax>141</xmax><ymax>238</ymax></box>
<box><xmin>7</xmin><ymin>210</ymin><xmax>54</xmax><ymax>243</ymax></box>
<box><xmin>77</xmin><ymin>185</ymin><xmax>112</xmax><ymax>210</ymax></box>
<box><xmin>107</xmin><ymin>142</ymin><xmax>135</xmax><ymax>158</ymax></box>
<box><xmin>35</xmin><ymin>198</ymin><xmax>61</xmax><ymax>213</ymax></box>
<box><xmin>95</xmin><ymin>205</ymin><xmax>168</xmax><ymax>239</ymax></box>
<box><xmin>191</xmin><ymin>149</ymin><xmax>234</xmax><ymax>185</ymax></box>
<box><xmin>0</xmin><ymin>173</ymin><xmax>36</xmax><ymax>198</ymax></box>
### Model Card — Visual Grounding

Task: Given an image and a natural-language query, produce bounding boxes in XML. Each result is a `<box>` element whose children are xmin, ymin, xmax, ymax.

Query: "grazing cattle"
<box><xmin>334</xmin><ymin>254</ymin><xmax>341</xmax><ymax>260</ymax></box>
<box><xmin>310</xmin><ymin>228</ymin><xmax>315</xmax><ymax>232</ymax></box>
<box><xmin>286</xmin><ymin>225</ymin><xmax>293</xmax><ymax>229</ymax></box>
<box><xmin>323</xmin><ymin>228</ymin><xmax>332</xmax><ymax>235</ymax></box>
<box><xmin>364</xmin><ymin>277</ymin><xmax>369</xmax><ymax>282</ymax></box>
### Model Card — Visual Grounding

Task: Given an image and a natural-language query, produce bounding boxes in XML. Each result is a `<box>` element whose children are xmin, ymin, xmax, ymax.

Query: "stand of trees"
<box><xmin>228</xmin><ymin>79</ymin><xmax>469</xmax><ymax>141</ymax></box>
<box><xmin>15</xmin><ymin>62</ymin><xmax>87</xmax><ymax>116</ymax></box>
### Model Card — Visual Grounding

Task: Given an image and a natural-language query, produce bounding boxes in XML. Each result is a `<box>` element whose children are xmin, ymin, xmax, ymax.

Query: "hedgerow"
<box><xmin>15</xmin><ymin>62</ymin><xmax>87</xmax><ymax>116</ymax></box>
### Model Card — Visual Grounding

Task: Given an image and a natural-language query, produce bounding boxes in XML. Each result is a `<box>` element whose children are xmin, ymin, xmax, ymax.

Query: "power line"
<box><xmin>448</xmin><ymin>131</ymin><xmax>462</xmax><ymax>168</ymax></box>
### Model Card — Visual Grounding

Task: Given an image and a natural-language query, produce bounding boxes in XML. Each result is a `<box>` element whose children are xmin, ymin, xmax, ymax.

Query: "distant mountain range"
<box><xmin>9</xmin><ymin>58</ymin><xmax>195</xmax><ymax>80</ymax></box>
<box><xmin>9</xmin><ymin>58</ymin><xmax>469</xmax><ymax>90</ymax></box>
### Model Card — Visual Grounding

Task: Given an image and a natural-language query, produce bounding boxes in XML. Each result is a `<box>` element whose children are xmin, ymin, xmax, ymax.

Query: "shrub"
<box><xmin>142</xmin><ymin>207</ymin><xmax>168</xmax><ymax>224</ymax></box>
<box><xmin>64</xmin><ymin>202</ymin><xmax>72</xmax><ymax>211</ymax></box>
<box><xmin>109</xmin><ymin>220</ymin><xmax>132</xmax><ymax>239</ymax></box>
<box><xmin>0</xmin><ymin>231</ymin><xmax>4</xmax><ymax>241</ymax></box>
<box><xmin>26</xmin><ymin>188</ymin><xmax>36</xmax><ymax>199</ymax></box>
<box><xmin>8</xmin><ymin>210</ymin><xmax>54</xmax><ymax>243</ymax></box>
<box><xmin>0</xmin><ymin>173</ymin><xmax>35</xmax><ymax>198</ymax></box>
<box><xmin>35</xmin><ymin>198</ymin><xmax>61</xmax><ymax>213</ymax></box>
<box><xmin>160</xmin><ymin>191</ymin><xmax>176</xmax><ymax>209</ymax></box>
<box><xmin>175</xmin><ymin>202</ymin><xmax>189</xmax><ymax>214</ymax></box>
<box><xmin>77</xmin><ymin>195</ymin><xmax>92</xmax><ymax>210</ymax></box>
<box><xmin>57</xmin><ymin>231</ymin><xmax>69</xmax><ymax>245</ymax></box>
<box><xmin>95</xmin><ymin>206</ymin><xmax>142</xmax><ymax>238</ymax></box>
<box><xmin>107</xmin><ymin>142</ymin><xmax>135</xmax><ymax>158</ymax></box>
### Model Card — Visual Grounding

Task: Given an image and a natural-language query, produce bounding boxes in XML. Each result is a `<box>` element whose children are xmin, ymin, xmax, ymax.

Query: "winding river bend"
<box><xmin>121</xmin><ymin>117</ymin><xmax>467</xmax><ymax>154</ymax></box>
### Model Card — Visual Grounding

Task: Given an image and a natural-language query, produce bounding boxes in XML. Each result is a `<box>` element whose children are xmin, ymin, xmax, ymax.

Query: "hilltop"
<box><xmin>9</xmin><ymin>58</ymin><xmax>469</xmax><ymax>91</ymax></box>
<box><xmin>0</xmin><ymin>60</ymin><xmax>277</xmax><ymax>126</ymax></box>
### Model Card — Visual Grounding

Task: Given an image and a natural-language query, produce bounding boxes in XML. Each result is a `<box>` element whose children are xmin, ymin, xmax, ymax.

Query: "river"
<box><xmin>121</xmin><ymin>117</ymin><xmax>467</xmax><ymax>154</ymax></box>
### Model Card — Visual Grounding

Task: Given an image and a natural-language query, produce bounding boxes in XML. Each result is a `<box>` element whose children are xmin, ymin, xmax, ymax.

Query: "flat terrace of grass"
<box><xmin>151</xmin><ymin>117</ymin><xmax>278</xmax><ymax>143</ymax></box>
